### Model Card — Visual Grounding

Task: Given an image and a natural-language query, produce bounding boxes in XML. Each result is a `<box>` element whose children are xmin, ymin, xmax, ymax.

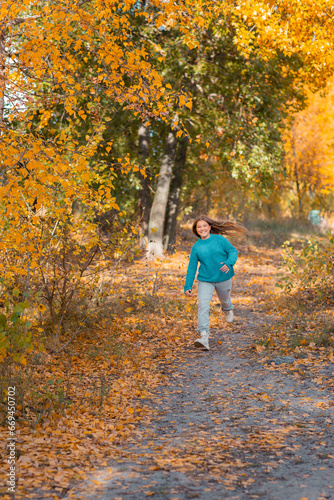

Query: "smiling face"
<box><xmin>196</xmin><ymin>220</ymin><xmax>211</xmax><ymax>239</ymax></box>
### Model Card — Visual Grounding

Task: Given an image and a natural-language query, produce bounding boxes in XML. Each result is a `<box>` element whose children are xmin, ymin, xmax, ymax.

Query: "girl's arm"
<box><xmin>184</xmin><ymin>247</ymin><xmax>199</xmax><ymax>293</ymax></box>
<box><xmin>221</xmin><ymin>237</ymin><xmax>238</xmax><ymax>267</ymax></box>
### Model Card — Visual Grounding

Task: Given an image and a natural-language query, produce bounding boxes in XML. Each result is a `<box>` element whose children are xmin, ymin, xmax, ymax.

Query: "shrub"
<box><xmin>277</xmin><ymin>232</ymin><xmax>334</xmax><ymax>297</ymax></box>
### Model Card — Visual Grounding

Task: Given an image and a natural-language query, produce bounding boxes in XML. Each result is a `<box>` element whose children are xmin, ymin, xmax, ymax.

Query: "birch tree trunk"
<box><xmin>0</xmin><ymin>16</ymin><xmax>39</xmax><ymax>126</ymax></box>
<box><xmin>147</xmin><ymin>130</ymin><xmax>177</xmax><ymax>258</ymax></box>
<box><xmin>137</xmin><ymin>123</ymin><xmax>152</xmax><ymax>248</ymax></box>
<box><xmin>0</xmin><ymin>29</ymin><xmax>5</xmax><ymax>125</ymax></box>
<box><xmin>163</xmin><ymin>136</ymin><xmax>188</xmax><ymax>252</ymax></box>
<box><xmin>0</xmin><ymin>29</ymin><xmax>7</xmax><ymax>188</ymax></box>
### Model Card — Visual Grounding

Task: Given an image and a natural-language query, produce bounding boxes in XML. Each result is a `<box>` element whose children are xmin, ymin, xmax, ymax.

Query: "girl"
<box><xmin>184</xmin><ymin>215</ymin><xmax>247</xmax><ymax>350</ymax></box>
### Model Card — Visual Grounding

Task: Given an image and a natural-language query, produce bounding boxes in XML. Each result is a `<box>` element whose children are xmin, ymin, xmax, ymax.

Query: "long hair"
<box><xmin>192</xmin><ymin>215</ymin><xmax>248</xmax><ymax>238</ymax></box>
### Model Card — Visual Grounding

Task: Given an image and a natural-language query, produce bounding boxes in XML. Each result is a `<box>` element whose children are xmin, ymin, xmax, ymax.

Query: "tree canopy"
<box><xmin>1</xmin><ymin>0</ymin><xmax>334</xmax><ymax>359</ymax></box>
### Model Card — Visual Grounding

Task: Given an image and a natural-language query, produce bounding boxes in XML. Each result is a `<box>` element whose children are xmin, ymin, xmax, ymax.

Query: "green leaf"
<box><xmin>13</xmin><ymin>301</ymin><xmax>29</xmax><ymax>315</ymax></box>
<box><xmin>0</xmin><ymin>314</ymin><xmax>7</xmax><ymax>331</ymax></box>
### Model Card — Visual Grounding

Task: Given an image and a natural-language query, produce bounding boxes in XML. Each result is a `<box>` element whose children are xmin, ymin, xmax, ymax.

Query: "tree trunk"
<box><xmin>0</xmin><ymin>29</ymin><xmax>6</xmax><ymax>189</ymax></box>
<box><xmin>164</xmin><ymin>137</ymin><xmax>188</xmax><ymax>252</ymax></box>
<box><xmin>137</xmin><ymin>123</ymin><xmax>152</xmax><ymax>247</ymax></box>
<box><xmin>147</xmin><ymin>130</ymin><xmax>177</xmax><ymax>258</ymax></box>
<box><xmin>292</xmin><ymin>128</ymin><xmax>303</xmax><ymax>217</ymax></box>
<box><xmin>0</xmin><ymin>29</ymin><xmax>6</xmax><ymax>125</ymax></box>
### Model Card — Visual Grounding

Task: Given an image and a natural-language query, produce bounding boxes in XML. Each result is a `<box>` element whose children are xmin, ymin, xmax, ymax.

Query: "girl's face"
<box><xmin>196</xmin><ymin>220</ymin><xmax>211</xmax><ymax>239</ymax></box>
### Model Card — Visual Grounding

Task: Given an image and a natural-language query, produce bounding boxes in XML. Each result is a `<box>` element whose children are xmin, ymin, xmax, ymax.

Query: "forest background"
<box><xmin>1</xmin><ymin>0</ymin><xmax>334</xmax><ymax>497</ymax></box>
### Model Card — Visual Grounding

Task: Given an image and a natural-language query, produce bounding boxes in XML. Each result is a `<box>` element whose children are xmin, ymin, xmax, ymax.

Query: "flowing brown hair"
<box><xmin>192</xmin><ymin>215</ymin><xmax>248</xmax><ymax>238</ymax></box>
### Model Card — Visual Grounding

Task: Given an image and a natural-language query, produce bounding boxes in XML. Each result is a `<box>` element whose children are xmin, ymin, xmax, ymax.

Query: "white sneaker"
<box><xmin>224</xmin><ymin>310</ymin><xmax>234</xmax><ymax>323</ymax></box>
<box><xmin>194</xmin><ymin>331</ymin><xmax>209</xmax><ymax>350</ymax></box>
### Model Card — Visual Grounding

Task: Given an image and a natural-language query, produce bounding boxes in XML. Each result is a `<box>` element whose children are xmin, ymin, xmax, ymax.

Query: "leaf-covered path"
<box><xmin>64</xmin><ymin>246</ymin><xmax>334</xmax><ymax>500</ymax></box>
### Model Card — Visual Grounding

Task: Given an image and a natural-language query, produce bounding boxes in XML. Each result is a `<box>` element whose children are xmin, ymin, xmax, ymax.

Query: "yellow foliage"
<box><xmin>284</xmin><ymin>79</ymin><xmax>334</xmax><ymax>199</ymax></box>
<box><xmin>1</xmin><ymin>0</ymin><xmax>334</xmax><ymax>364</ymax></box>
<box><xmin>233</xmin><ymin>0</ymin><xmax>334</xmax><ymax>88</ymax></box>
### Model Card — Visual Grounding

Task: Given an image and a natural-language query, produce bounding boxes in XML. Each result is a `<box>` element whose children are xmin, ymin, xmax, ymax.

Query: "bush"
<box><xmin>277</xmin><ymin>232</ymin><xmax>334</xmax><ymax>298</ymax></box>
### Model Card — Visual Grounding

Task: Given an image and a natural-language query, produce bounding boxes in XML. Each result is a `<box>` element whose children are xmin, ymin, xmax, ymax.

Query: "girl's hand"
<box><xmin>185</xmin><ymin>290</ymin><xmax>192</xmax><ymax>297</ymax></box>
<box><xmin>220</xmin><ymin>263</ymin><xmax>229</xmax><ymax>273</ymax></box>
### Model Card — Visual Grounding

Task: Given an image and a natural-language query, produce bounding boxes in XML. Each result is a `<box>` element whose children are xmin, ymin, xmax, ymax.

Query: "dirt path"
<box><xmin>64</xmin><ymin>247</ymin><xmax>334</xmax><ymax>500</ymax></box>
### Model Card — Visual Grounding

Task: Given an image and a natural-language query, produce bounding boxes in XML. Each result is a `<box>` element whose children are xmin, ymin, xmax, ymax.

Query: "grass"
<box><xmin>0</xmin><ymin>278</ymin><xmax>190</xmax><ymax>426</ymax></box>
<box><xmin>287</xmin><ymin>320</ymin><xmax>334</xmax><ymax>349</ymax></box>
<box><xmin>256</xmin><ymin>292</ymin><xmax>334</xmax><ymax>360</ymax></box>
<box><xmin>246</xmin><ymin>217</ymin><xmax>321</xmax><ymax>248</ymax></box>
<box><xmin>255</xmin><ymin>283</ymin><xmax>334</xmax><ymax>353</ymax></box>
<box><xmin>246</xmin><ymin>217</ymin><xmax>334</xmax><ymax>359</ymax></box>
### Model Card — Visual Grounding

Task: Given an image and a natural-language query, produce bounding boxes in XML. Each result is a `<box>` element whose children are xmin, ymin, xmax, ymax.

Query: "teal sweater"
<box><xmin>184</xmin><ymin>234</ymin><xmax>238</xmax><ymax>292</ymax></box>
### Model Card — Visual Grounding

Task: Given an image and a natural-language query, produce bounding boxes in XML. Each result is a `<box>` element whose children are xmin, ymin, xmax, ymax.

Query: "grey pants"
<box><xmin>198</xmin><ymin>279</ymin><xmax>233</xmax><ymax>333</ymax></box>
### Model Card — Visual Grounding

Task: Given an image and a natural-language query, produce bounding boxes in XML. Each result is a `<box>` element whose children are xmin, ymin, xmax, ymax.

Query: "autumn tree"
<box><xmin>0</xmin><ymin>0</ymin><xmax>186</xmax><ymax>362</ymax></box>
<box><xmin>154</xmin><ymin>0</ymin><xmax>334</xmax><ymax>243</ymax></box>
<box><xmin>137</xmin><ymin>4</ymin><xmax>310</xmax><ymax>254</ymax></box>
<box><xmin>284</xmin><ymin>82</ymin><xmax>334</xmax><ymax>216</ymax></box>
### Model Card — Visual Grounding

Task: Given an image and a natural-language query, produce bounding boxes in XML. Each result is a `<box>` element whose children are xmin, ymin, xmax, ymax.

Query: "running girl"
<box><xmin>184</xmin><ymin>215</ymin><xmax>247</xmax><ymax>350</ymax></box>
